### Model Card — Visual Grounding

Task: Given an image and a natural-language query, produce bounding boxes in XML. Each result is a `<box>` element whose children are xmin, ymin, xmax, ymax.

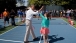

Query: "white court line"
<box><xmin>0</xmin><ymin>23</ymin><xmax>24</xmax><ymax>36</ymax></box>
<box><xmin>0</xmin><ymin>39</ymin><xmax>34</xmax><ymax>43</ymax></box>
<box><xmin>0</xmin><ymin>18</ymin><xmax>20</xmax><ymax>36</ymax></box>
<box><xmin>0</xmin><ymin>39</ymin><xmax>23</xmax><ymax>43</ymax></box>
<box><xmin>0</xmin><ymin>23</ymin><xmax>34</xmax><ymax>43</ymax></box>
<box><xmin>0</xmin><ymin>26</ymin><xmax>18</xmax><ymax>36</ymax></box>
<box><xmin>0</xmin><ymin>38</ymin><xmax>34</xmax><ymax>43</ymax></box>
<box><xmin>61</xmin><ymin>18</ymin><xmax>76</xmax><ymax>29</ymax></box>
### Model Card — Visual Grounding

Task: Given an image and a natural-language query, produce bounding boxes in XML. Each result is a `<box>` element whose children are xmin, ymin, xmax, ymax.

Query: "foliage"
<box><xmin>28</xmin><ymin>0</ymin><xmax>75</xmax><ymax>6</ymax></box>
<box><xmin>51</xmin><ymin>0</ymin><xmax>69</xmax><ymax>5</ymax></box>
<box><xmin>28</xmin><ymin>0</ymin><xmax>51</xmax><ymax>6</ymax></box>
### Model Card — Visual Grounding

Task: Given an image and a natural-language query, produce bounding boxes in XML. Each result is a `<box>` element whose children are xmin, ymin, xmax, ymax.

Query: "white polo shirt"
<box><xmin>26</xmin><ymin>8</ymin><xmax>39</xmax><ymax>20</ymax></box>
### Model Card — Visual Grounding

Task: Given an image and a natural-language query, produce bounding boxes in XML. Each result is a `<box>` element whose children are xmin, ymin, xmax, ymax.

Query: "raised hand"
<box><xmin>39</xmin><ymin>6</ymin><xmax>44</xmax><ymax>12</ymax></box>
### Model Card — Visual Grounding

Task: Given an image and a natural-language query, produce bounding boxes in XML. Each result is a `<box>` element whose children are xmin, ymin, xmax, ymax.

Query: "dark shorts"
<box><xmin>4</xmin><ymin>17</ymin><xmax>9</xmax><ymax>21</ymax></box>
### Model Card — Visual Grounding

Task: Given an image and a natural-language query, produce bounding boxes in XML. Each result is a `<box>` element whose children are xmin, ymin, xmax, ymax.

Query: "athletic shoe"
<box><xmin>33</xmin><ymin>37</ymin><xmax>39</xmax><ymax>41</ymax></box>
<box><xmin>24</xmin><ymin>41</ymin><xmax>29</xmax><ymax>43</ymax></box>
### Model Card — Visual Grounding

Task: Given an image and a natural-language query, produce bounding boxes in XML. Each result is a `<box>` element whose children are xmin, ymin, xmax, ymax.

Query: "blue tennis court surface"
<box><xmin>0</xmin><ymin>18</ymin><xmax>76</xmax><ymax>43</ymax></box>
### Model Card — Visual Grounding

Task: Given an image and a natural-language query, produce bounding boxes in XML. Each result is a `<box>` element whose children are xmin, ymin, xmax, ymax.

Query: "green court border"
<box><xmin>0</xmin><ymin>22</ymin><xmax>23</xmax><ymax>34</ymax></box>
<box><xmin>62</xmin><ymin>17</ymin><xmax>76</xmax><ymax>28</ymax></box>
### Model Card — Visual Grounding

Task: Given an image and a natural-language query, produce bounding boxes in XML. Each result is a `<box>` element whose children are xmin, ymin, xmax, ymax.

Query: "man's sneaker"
<box><xmin>33</xmin><ymin>37</ymin><xmax>39</xmax><ymax>41</ymax></box>
<box><xmin>24</xmin><ymin>41</ymin><xmax>29</xmax><ymax>43</ymax></box>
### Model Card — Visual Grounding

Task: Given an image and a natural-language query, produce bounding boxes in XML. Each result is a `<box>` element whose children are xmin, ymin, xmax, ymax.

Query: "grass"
<box><xmin>0</xmin><ymin>22</ymin><xmax>23</xmax><ymax>34</ymax></box>
<box><xmin>62</xmin><ymin>17</ymin><xmax>76</xmax><ymax>28</ymax></box>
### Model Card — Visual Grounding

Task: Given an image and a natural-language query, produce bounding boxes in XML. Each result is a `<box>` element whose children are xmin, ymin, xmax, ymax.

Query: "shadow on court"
<box><xmin>28</xmin><ymin>35</ymin><xmax>64</xmax><ymax>43</ymax></box>
<box><xmin>48</xmin><ymin>35</ymin><xmax>64</xmax><ymax>43</ymax></box>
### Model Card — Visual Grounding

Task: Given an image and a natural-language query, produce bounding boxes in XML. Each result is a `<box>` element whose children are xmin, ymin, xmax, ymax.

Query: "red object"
<box><xmin>68</xmin><ymin>17</ymin><xmax>71</xmax><ymax>24</ymax></box>
<box><xmin>70</xmin><ymin>21</ymin><xmax>74</xmax><ymax>26</ymax></box>
<box><xmin>40</xmin><ymin>27</ymin><xmax>49</xmax><ymax>35</ymax></box>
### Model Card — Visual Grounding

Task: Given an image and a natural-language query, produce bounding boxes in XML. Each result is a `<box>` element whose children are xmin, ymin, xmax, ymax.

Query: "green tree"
<box><xmin>28</xmin><ymin>0</ymin><xmax>76</xmax><ymax>9</ymax></box>
<box><xmin>28</xmin><ymin>0</ymin><xmax>51</xmax><ymax>6</ymax></box>
<box><xmin>28</xmin><ymin>0</ymin><xmax>74</xmax><ymax>6</ymax></box>
<box><xmin>51</xmin><ymin>0</ymin><xmax>70</xmax><ymax>5</ymax></box>
<box><xmin>28</xmin><ymin>0</ymin><xmax>51</xmax><ymax>10</ymax></box>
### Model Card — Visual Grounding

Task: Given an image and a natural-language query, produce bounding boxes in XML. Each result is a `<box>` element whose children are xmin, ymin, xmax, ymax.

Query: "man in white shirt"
<box><xmin>24</xmin><ymin>5</ymin><xmax>43</xmax><ymax>43</ymax></box>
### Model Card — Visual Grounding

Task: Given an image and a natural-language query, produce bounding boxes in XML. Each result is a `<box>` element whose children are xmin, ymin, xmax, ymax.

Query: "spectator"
<box><xmin>66</xmin><ymin>9</ymin><xmax>71</xmax><ymax>18</ymax></box>
<box><xmin>62</xmin><ymin>10</ymin><xmax>66</xmax><ymax>17</ymax></box>
<box><xmin>56</xmin><ymin>10</ymin><xmax>59</xmax><ymax>17</ymax></box>
<box><xmin>3</xmin><ymin>8</ymin><xmax>10</xmax><ymax>27</ymax></box>
<box><xmin>10</xmin><ymin>9</ymin><xmax>16</xmax><ymax>26</ymax></box>
<box><xmin>17</xmin><ymin>9</ymin><xmax>21</xmax><ymax>22</ymax></box>
<box><xmin>70</xmin><ymin>9</ymin><xmax>74</xmax><ymax>19</ymax></box>
<box><xmin>73</xmin><ymin>9</ymin><xmax>76</xmax><ymax>20</ymax></box>
<box><xmin>19</xmin><ymin>10</ymin><xmax>23</xmax><ymax>21</ymax></box>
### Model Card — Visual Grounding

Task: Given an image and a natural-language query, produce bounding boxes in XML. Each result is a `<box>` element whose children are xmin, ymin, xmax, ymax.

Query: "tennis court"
<box><xmin>0</xmin><ymin>18</ymin><xmax>76</xmax><ymax>43</ymax></box>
